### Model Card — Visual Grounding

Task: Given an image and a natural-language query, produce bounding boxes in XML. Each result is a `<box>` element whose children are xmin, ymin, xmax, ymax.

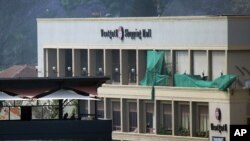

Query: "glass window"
<box><xmin>112</xmin><ymin>101</ymin><xmax>121</xmax><ymax>131</ymax></box>
<box><xmin>15</xmin><ymin>100</ymin><xmax>38</xmax><ymax>106</ymax></box>
<box><xmin>176</xmin><ymin>103</ymin><xmax>190</xmax><ymax>136</ymax></box>
<box><xmin>181</xmin><ymin>105</ymin><xmax>189</xmax><ymax>130</ymax></box>
<box><xmin>32</xmin><ymin>106</ymin><xmax>43</xmax><ymax>119</ymax></box>
<box><xmin>65</xmin><ymin>49</ymin><xmax>72</xmax><ymax>77</ymax></box>
<box><xmin>112</xmin><ymin>50</ymin><xmax>120</xmax><ymax>83</ymax></box>
<box><xmin>42</xmin><ymin>105</ymin><xmax>59</xmax><ymax>119</ymax></box>
<box><xmin>97</xmin><ymin>101</ymin><xmax>104</xmax><ymax>119</ymax></box>
<box><xmin>145</xmin><ymin>103</ymin><xmax>154</xmax><ymax>133</ymax></box>
<box><xmin>1</xmin><ymin>100</ymin><xmax>14</xmax><ymax>106</ymax></box>
<box><xmin>193</xmin><ymin>51</ymin><xmax>207</xmax><ymax>77</ymax></box>
<box><xmin>128</xmin><ymin>102</ymin><xmax>137</xmax><ymax>132</ymax></box>
<box><xmin>159</xmin><ymin>103</ymin><xmax>172</xmax><ymax>135</ymax></box>
<box><xmin>211</xmin><ymin>51</ymin><xmax>225</xmax><ymax>79</ymax></box>
<box><xmin>175</xmin><ymin>51</ymin><xmax>189</xmax><ymax>74</ymax></box>
<box><xmin>128</xmin><ymin>50</ymin><xmax>136</xmax><ymax>84</ymax></box>
<box><xmin>96</xmin><ymin>50</ymin><xmax>104</xmax><ymax>76</ymax></box>
<box><xmin>79</xmin><ymin>100</ymin><xmax>88</xmax><ymax>119</ymax></box>
<box><xmin>80</xmin><ymin>49</ymin><xmax>88</xmax><ymax>76</ymax></box>
<box><xmin>0</xmin><ymin>107</ymin><xmax>9</xmax><ymax>120</ymax></box>
<box><xmin>10</xmin><ymin>107</ymin><xmax>21</xmax><ymax>120</ymax></box>
<box><xmin>195</xmin><ymin>105</ymin><xmax>209</xmax><ymax>138</ymax></box>
<box><xmin>38</xmin><ymin>100</ymin><xmax>59</xmax><ymax>106</ymax></box>
<box><xmin>63</xmin><ymin>100</ymin><xmax>78</xmax><ymax>119</ymax></box>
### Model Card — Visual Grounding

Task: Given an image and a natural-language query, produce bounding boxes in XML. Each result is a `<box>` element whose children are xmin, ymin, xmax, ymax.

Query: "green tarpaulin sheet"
<box><xmin>140</xmin><ymin>50</ymin><xmax>168</xmax><ymax>86</ymax></box>
<box><xmin>174</xmin><ymin>74</ymin><xmax>236</xmax><ymax>91</ymax></box>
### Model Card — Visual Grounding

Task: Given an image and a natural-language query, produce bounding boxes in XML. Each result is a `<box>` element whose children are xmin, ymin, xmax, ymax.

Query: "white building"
<box><xmin>37</xmin><ymin>16</ymin><xmax>250</xmax><ymax>141</ymax></box>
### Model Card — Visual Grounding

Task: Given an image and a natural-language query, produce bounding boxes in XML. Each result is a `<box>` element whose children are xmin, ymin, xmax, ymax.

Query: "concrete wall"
<box><xmin>37</xmin><ymin>16</ymin><xmax>229</xmax><ymax>77</ymax></box>
<box><xmin>227</xmin><ymin>50</ymin><xmax>250</xmax><ymax>88</ymax></box>
<box><xmin>228</xmin><ymin>17</ymin><xmax>250</xmax><ymax>50</ymax></box>
<box><xmin>98</xmin><ymin>85</ymin><xmax>250</xmax><ymax>141</ymax></box>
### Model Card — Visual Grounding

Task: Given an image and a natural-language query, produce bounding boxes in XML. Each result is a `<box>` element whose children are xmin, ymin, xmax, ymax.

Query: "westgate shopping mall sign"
<box><xmin>100</xmin><ymin>26</ymin><xmax>152</xmax><ymax>40</ymax></box>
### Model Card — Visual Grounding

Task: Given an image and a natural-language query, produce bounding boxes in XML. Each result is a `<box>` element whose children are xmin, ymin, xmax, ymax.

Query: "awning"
<box><xmin>0</xmin><ymin>92</ymin><xmax>25</xmax><ymax>100</ymax></box>
<box><xmin>0</xmin><ymin>77</ymin><xmax>109</xmax><ymax>99</ymax></box>
<box><xmin>37</xmin><ymin>89</ymin><xmax>98</xmax><ymax>100</ymax></box>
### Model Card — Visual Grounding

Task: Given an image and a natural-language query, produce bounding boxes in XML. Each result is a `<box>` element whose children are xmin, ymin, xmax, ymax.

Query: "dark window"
<box><xmin>146</xmin><ymin>103</ymin><xmax>154</xmax><ymax>133</ymax></box>
<box><xmin>129</xmin><ymin>102</ymin><xmax>137</xmax><ymax>132</ymax></box>
<box><xmin>97</xmin><ymin>101</ymin><xmax>104</xmax><ymax>118</ymax></box>
<box><xmin>163</xmin><ymin>104</ymin><xmax>172</xmax><ymax>134</ymax></box>
<box><xmin>112</xmin><ymin>101</ymin><xmax>121</xmax><ymax>131</ymax></box>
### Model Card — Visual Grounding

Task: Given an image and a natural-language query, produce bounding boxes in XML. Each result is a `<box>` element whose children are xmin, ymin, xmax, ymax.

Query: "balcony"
<box><xmin>0</xmin><ymin>119</ymin><xmax>112</xmax><ymax>140</ymax></box>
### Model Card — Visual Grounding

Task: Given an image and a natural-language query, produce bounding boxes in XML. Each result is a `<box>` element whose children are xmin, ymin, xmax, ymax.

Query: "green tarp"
<box><xmin>139</xmin><ymin>50</ymin><xmax>236</xmax><ymax>91</ymax></box>
<box><xmin>174</xmin><ymin>74</ymin><xmax>236</xmax><ymax>91</ymax></box>
<box><xmin>140</xmin><ymin>50</ymin><xmax>168</xmax><ymax>86</ymax></box>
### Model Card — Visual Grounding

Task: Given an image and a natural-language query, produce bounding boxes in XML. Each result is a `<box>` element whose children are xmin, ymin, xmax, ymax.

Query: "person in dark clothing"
<box><xmin>70</xmin><ymin>113</ymin><xmax>76</xmax><ymax>119</ymax></box>
<box><xmin>63</xmin><ymin>113</ymin><xmax>68</xmax><ymax>119</ymax></box>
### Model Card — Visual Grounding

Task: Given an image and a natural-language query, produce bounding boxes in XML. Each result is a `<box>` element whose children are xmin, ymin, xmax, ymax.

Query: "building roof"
<box><xmin>0</xmin><ymin>76</ymin><xmax>109</xmax><ymax>99</ymax></box>
<box><xmin>0</xmin><ymin>65</ymin><xmax>37</xmax><ymax>78</ymax></box>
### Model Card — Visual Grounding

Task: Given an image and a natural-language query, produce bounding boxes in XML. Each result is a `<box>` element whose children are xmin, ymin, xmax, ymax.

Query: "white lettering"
<box><xmin>234</xmin><ymin>129</ymin><xmax>247</xmax><ymax>136</ymax></box>
<box><xmin>234</xmin><ymin>129</ymin><xmax>241</xmax><ymax>136</ymax></box>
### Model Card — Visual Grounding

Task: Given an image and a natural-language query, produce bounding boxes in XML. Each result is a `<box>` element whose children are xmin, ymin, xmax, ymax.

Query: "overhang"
<box><xmin>0</xmin><ymin>76</ymin><xmax>109</xmax><ymax>100</ymax></box>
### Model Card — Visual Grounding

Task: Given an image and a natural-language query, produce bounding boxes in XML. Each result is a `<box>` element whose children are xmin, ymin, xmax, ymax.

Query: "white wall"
<box><xmin>37</xmin><ymin>17</ymin><xmax>228</xmax><ymax>76</ymax></box>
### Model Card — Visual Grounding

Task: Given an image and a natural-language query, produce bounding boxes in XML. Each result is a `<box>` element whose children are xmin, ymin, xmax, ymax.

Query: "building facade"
<box><xmin>37</xmin><ymin>16</ymin><xmax>250</xmax><ymax>141</ymax></box>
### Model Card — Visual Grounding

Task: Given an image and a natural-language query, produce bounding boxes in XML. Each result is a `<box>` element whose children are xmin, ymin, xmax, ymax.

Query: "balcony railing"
<box><xmin>0</xmin><ymin>119</ymin><xmax>112</xmax><ymax>140</ymax></box>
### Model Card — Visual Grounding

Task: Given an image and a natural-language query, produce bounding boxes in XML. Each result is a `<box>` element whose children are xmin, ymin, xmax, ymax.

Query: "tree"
<box><xmin>231</xmin><ymin>0</ymin><xmax>250</xmax><ymax>14</ymax></box>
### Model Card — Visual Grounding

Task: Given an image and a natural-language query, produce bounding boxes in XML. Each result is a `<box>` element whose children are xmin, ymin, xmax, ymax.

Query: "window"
<box><xmin>175</xmin><ymin>51</ymin><xmax>189</xmax><ymax>74</ymax></box>
<box><xmin>195</xmin><ymin>104</ymin><xmax>209</xmax><ymax>138</ymax></box>
<box><xmin>193</xmin><ymin>51</ymin><xmax>207</xmax><ymax>77</ymax></box>
<box><xmin>79</xmin><ymin>100</ymin><xmax>88</xmax><ymax>118</ymax></box>
<box><xmin>96</xmin><ymin>50</ymin><xmax>104</xmax><ymax>76</ymax></box>
<box><xmin>161</xmin><ymin>104</ymin><xmax>172</xmax><ymax>135</ymax></box>
<box><xmin>145</xmin><ymin>103</ymin><xmax>154</xmax><ymax>133</ymax></box>
<box><xmin>128</xmin><ymin>102</ymin><xmax>137</xmax><ymax>132</ymax></box>
<box><xmin>97</xmin><ymin>101</ymin><xmax>104</xmax><ymax>119</ymax></box>
<box><xmin>198</xmin><ymin>106</ymin><xmax>208</xmax><ymax>132</ymax></box>
<box><xmin>211</xmin><ymin>51</ymin><xmax>225</xmax><ymax>79</ymax></box>
<box><xmin>10</xmin><ymin>107</ymin><xmax>21</xmax><ymax>120</ymax></box>
<box><xmin>181</xmin><ymin>105</ymin><xmax>189</xmax><ymax>130</ymax></box>
<box><xmin>0</xmin><ymin>100</ymin><xmax>60</xmax><ymax>120</ymax></box>
<box><xmin>80</xmin><ymin>49</ymin><xmax>88</xmax><ymax>76</ymax></box>
<box><xmin>176</xmin><ymin>103</ymin><xmax>190</xmax><ymax>136</ymax></box>
<box><xmin>112</xmin><ymin>101</ymin><xmax>121</xmax><ymax>131</ymax></box>
<box><xmin>128</xmin><ymin>50</ymin><xmax>136</xmax><ymax>84</ymax></box>
<box><xmin>0</xmin><ymin>107</ymin><xmax>9</xmax><ymax>120</ymax></box>
<box><xmin>111</xmin><ymin>50</ymin><xmax>120</xmax><ymax>83</ymax></box>
<box><xmin>65</xmin><ymin>49</ymin><xmax>72</xmax><ymax>77</ymax></box>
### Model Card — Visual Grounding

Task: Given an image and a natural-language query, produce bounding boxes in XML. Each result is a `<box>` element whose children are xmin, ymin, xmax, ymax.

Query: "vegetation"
<box><xmin>176</xmin><ymin>127</ymin><xmax>190</xmax><ymax>136</ymax></box>
<box><xmin>1</xmin><ymin>0</ymin><xmax>250</xmax><ymax>69</ymax></box>
<box><xmin>195</xmin><ymin>130</ymin><xmax>209</xmax><ymax>138</ymax></box>
<box><xmin>158</xmin><ymin>126</ymin><xmax>172</xmax><ymax>135</ymax></box>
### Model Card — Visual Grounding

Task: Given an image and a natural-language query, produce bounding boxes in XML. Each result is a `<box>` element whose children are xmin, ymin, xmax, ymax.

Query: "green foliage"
<box><xmin>195</xmin><ymin>130</ymin><xmax>209</xmax><ymax>138</ymax></box>
<box><xmin>176</xmin><ymin>127</ymin><xmax>190</xmax><ymax>136</ymax></box>
<box><xmin>60</xmin><ymin>0</ymin><xmax>88</xmax><ymax>10</ymax></box>
<box><xmin>231</xmin><ymin>0</ymin><xmax>250</xmax><ymax>14</ymax></box>
<box><xmin>158</xmin><ymin>126</ymin><xmax>172</xmax><ymax>135</ymax></box>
